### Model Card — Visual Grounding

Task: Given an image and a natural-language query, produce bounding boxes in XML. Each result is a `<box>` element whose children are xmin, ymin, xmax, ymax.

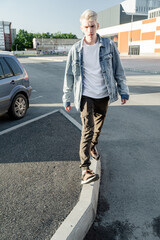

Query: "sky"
<box><xmin>0</xmin><ymin>0</ymin><xmax>123</xmax><ymax>38</ymax></box>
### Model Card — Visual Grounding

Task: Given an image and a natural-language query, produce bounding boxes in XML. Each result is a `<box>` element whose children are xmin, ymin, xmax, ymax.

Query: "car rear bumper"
<box><xmin>27</xmin><ymin>86</ymin><xmax>32</xmax><ymax>97</ymax></box>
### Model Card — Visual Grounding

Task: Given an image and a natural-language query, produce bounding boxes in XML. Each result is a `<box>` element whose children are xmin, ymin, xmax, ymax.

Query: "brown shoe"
<box><xmin>90</xmin><ymin>146</ymin><xmax>100</xmax><ymax>160</ymax></box>
<box><xmin>81</xmin><ymin>169</ymin><xmax>99</xmax><ymax>184</ymax></box>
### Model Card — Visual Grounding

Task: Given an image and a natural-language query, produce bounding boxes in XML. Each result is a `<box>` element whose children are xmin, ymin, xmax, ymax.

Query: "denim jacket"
<box><xmin>62</xmin><ymin>34</ymin><xmax>129</xmax><ymax>111</ymax></box>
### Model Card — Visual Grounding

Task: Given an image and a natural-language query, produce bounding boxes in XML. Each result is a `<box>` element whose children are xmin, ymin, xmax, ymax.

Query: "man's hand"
<box><xmin>65</xmin><ymin>106</ymin><xmax>71</xmax><ymax>112</ymax></box>
<box><xmin>121</xmin><ymin>99</ymin><xmax>127</xmax><ymax>105</ymax></box>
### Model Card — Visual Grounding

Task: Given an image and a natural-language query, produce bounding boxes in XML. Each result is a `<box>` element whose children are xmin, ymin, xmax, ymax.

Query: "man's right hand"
<box><xmin>65</xmin><ymin>106</ymin><xmax>71</xmax><ymax>112</ymax></box>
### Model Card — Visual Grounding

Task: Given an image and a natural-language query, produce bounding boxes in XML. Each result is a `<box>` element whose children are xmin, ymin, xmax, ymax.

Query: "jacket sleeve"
<box><xmin>62</xmin><ymin>48</ymin><xmax>74</xmax><ymax>107</ymax></box>
<box><xmin>111</xmin><ymin>41</ymin><xmax>129</xmax><ymax>100</ymax></box>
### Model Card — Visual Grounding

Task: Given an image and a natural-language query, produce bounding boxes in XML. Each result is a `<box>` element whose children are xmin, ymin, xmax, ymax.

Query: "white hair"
<box><xmin>80</xmin><ymin>9</ymin><xmax>98</xmax><ymax>24</ymax></box>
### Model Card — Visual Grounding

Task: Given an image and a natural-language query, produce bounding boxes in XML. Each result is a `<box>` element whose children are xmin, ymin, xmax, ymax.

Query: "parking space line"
<box><xmin>0</xmin><ymin>110</ymin><xmax>59</xmax><ymax>136</ymax></box>
<box><xmin>30</xmin><ymin>103</ymin><xmax>74</xmax><ymax>107</ymax></box>
<box><xmin>60</xmin><ymin>109</ymin><xmax>82</xmax><ymax>131</ymax></box>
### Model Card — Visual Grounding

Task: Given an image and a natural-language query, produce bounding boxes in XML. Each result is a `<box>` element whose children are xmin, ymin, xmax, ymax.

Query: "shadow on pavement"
<box><xmin>0</xmin><ymin>111</ymin><xmax>80</xmax><ymax>164</ymax></box>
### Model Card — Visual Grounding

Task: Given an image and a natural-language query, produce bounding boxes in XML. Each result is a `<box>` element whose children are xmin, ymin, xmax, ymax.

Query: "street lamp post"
<box><xmin>130</xmin><ymin>13</ymin><xmax>134</xmax><ymax>56</ymax></box>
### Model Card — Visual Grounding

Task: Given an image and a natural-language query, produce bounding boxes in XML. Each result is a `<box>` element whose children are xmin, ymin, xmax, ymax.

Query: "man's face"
<box><xmin>80</xmin><ymin>19</ymin><xmax>99</xmax><ymax>44</ymax></box>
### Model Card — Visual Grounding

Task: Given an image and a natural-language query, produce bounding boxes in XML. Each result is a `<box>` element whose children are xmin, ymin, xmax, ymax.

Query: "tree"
<box><xmin>11</xmin><ymin>29</ymin><xmax>78</xmax><ymax>51</ymax></box>
<box><xmin>50</xmin><ymin>32</ymin><xmax>77</xmax><ymax>39</ymax></box>
<box><xmin>11</xmin><ymin>29</ymin><xmax>34</xmax><ymax>50</ymax></box>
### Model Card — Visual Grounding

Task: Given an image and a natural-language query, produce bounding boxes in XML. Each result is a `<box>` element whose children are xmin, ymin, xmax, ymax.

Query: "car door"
<box><xmin>0</xmin><ymin>56</ymin><xmax>15</xmax><ymax>113</ymax></box>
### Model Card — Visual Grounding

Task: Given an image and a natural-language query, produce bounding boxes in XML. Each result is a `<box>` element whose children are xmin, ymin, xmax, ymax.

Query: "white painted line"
<box><xmin>0</xmin><ymin>109</ymin><xmax>59</xmax><ymax>136</ymax></box>
<box><xmin>30</xmin><ymin>103</ymin><xmax>75</xmax><ymax>107</ymax></box>
<box><xmin>28</xmin><ymin>57</ymin><xmax>67</xmax><ymax>62</ymax></box>
<box><xmin>30</xmin><ymin>103</ymin><xmax>63</xmax><ymax>107</ymax></box>
<box><xmin>60</xmin><ymin>109</ymin><xmax>82</xmax><ymax>131</ymax></box>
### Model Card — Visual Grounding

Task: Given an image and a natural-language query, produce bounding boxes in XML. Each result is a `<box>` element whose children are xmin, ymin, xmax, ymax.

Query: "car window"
<box><xmin>0</xmin><ymin>57</ymin><xmax>13</xmax><ymax>78</ymax></box>
<box><xmin>0</xmin><ymin>63</ymin><xmax>4</xmax><ymax>79</ymax></box>
<box><xmin>4</xmin><ymin>57</ymin><xmax>23</xmax><ymax>76</ymax></box>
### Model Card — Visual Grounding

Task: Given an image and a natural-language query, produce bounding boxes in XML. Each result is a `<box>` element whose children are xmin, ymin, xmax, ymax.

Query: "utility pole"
<box><xmin>130</xmin><ymin>13</ymin><xmax>133</xmax><ymax>56</ymax></box>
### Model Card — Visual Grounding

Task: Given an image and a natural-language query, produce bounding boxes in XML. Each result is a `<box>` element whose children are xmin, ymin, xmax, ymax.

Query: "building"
<box><xmin>33</xmin><ymin>38</ymin><xmax>80</xmax><ymax>53</ymax></box>
<box><xmin>148</xmin><ymin>7</ymin><xmax>160</xmax><ymax>18</ymax></box>
<box><xmin>122</xmin><ymin>0</ymin><xmax>160</xmax><ymax>14</ymax></box>
<box><xmin>98</xmin><ymin>0</ymin><xmax>151</xmax><ymax>30</ymax></box>
<box><xmin>98</xmin><ymin>17</ymin><xmax>160</xmax><ymax>55</ymax></box>
<box><xmin>11</xmin><ymin>29</ymin><xmax>16</xmax><ymax>44</ymax></box>
<box><xmin>98</xmin><ymin>0</ymin><xmax>160</xmax><ymax>55</ymax></box>
<box><xmin>0</xmin><ymin>21</ymin><xmax>12</xmax><ymax>51</ymax></box>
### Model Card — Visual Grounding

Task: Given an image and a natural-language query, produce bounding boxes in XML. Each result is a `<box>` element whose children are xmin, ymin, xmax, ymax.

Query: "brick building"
<box><xmin>0</xmin><ymin>21</ymin><xmax>13</xmax><ymax>51</ymax></box>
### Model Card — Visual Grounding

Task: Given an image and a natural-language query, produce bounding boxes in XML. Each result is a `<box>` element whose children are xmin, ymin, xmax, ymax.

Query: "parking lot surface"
<box><xmin>85</xmin><ymin>72</ymin><xmax>160</xmax><ymax>239</ymax></box>
<box><xmin>0</xmin><ymin>111</ymin><xmax>81</xmax><ymax>240</ymax></box>
<box><xmin>1</xmin><ymin>55</ymin><xmax>160</xmax><ymax>240</ymax></box>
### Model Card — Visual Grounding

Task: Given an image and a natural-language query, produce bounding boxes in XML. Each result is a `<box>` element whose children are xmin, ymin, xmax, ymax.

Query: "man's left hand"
<box><xmin>121</xmin><ymin>99</ymin><xmax>127</xmax><ymax>105</ymax></box>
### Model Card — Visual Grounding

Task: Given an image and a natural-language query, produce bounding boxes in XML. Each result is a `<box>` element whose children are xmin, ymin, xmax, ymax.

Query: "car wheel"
<box><xmin>9</xmin><ymin>94</ymin><xmax>28</xmax><ymax>119</ymax></box>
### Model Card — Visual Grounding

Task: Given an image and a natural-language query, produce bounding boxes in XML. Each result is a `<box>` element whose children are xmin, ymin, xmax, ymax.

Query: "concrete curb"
<box><xmin>51</xmin><ymin>110</ymin><xmax>101</xmax><ymax>240</ymax></box>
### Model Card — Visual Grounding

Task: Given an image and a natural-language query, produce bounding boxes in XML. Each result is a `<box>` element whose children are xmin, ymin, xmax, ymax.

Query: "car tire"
<box><xmin>9</xmin><ymin>93</ymin><xmax>28</xmax><ymax>120</ymax></box>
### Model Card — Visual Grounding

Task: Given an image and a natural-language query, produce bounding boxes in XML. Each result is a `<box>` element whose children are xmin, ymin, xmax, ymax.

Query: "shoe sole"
<box><xmin>90</xmin><ymin>155</ymin><xmax>100</xmax><ymax>161</ymax></box>
<box><xmin>81</xmin><ymin>174</ymin><xmax>99</xmax><ymax>185</ymax></box>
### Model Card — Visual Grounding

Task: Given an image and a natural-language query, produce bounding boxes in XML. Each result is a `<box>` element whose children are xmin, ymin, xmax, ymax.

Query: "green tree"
<box><xmin>11</xmin><ymin>29</ymin><xmax>33</xmax><ymax>50</ymax></box>
<box><xmin>51</xmin><ymin>32</ymin><xmax>77</xmax><ymax>39</ymax></box>
<box><xmin>41</xmin><ymin>32</ymin><xmax>50</xmax><ymax>38</ymax></box>
<box><xmin>11</xmin><ymin>29</ymin><xmax>78</xmax><ymax>50</ymax></box>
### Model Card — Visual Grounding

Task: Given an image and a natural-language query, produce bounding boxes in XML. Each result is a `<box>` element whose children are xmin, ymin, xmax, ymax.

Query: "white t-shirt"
<box><xmin>82</xmin><ymin>40</ymin><xmax>108</xmax><ymax>99</ymax></box>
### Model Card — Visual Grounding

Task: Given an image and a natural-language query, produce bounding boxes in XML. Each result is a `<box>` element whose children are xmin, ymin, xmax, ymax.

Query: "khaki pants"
<box><xmin>80</xmin><ymin>96</ymin><xmax>109</xmax><ymax>171</ymax></box>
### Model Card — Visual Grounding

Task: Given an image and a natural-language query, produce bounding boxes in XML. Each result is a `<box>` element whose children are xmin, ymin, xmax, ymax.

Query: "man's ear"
<box><xmin>80</xmin><ymin>25</ymin><xmax>84</xmax><ymax>33</ymax></box>
<box><xmin>97</xmin><ymin>23</ymin><xmax>99</xmax><ymax>30</ymax></box>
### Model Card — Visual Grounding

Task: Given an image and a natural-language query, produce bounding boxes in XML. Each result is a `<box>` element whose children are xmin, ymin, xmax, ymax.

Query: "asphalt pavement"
<box><xmin>0</xmin><ymin>111</ymin><xmax>82</xmax><ymax>240</ymax></box>
<box><xmin>85</xmin><ymin>73</ymin><xmax>160</xmax><ymax>240</ymax></box>
<box><xmin>1</xmin><ymin>55</ymin><xmax>160</xmax><ymax>240</ymax></box>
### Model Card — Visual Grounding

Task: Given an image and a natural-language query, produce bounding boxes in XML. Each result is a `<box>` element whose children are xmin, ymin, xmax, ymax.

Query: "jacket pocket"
<box><xmin>100</xmin><ymin>53</ymin><xmax>112</xmax><ymax>74</ymax></box>
<box><xmin>72</xmin><ymin>60</ymin><xmax>80</xmax><ymax>76</ymax></box>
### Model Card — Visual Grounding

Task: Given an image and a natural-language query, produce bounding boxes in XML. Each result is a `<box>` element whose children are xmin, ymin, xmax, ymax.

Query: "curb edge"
<box><xmin>51</xmin><ymin>110</ymin><xmax>101</xmax><ymax>240</ymax></box>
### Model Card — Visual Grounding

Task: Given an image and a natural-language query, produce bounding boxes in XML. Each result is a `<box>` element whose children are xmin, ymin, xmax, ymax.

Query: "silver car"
<box><xmin>0</xmin><ymin>52</ymin><xmax>32</xmax><ymax>119</ymax></box>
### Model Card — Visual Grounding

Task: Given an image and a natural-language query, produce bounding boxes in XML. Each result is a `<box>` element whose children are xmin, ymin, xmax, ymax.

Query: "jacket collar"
<box><xmin>98</xmin><ymin>34</ymin><xmax>105</xmax><ymax>48</ymax></box>
<box><xmin>77</xmin><ymin>33</ymin><xmax>104</xmax><ymax>52</ymax></box>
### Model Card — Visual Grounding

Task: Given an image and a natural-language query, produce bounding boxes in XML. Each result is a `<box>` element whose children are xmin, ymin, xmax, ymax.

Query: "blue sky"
<box><xmin>0</xmin><ymin>0</ymin><xmax>123</xmax><ymax>38</ymax></box>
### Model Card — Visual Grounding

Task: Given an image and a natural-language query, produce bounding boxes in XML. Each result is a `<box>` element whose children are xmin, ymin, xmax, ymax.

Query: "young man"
<box><xmin>62</xmin><ymin>9</ymin><xmax>129</xmax><ymax>184</ymax></box>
